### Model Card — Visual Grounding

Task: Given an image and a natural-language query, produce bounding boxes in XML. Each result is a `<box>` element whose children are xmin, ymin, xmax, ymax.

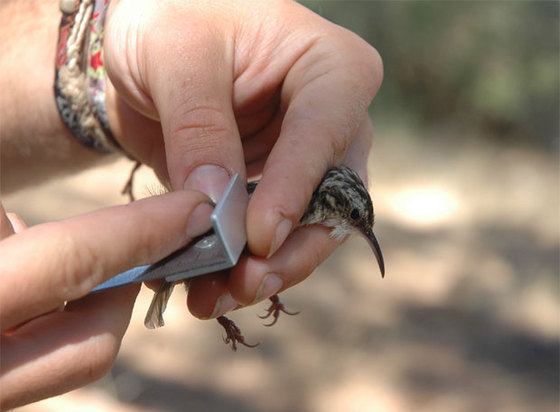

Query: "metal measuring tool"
<box><xmin>92</xmin><ymin>174</ymin><xmax>248</xmax><ymax>292</ymax></box>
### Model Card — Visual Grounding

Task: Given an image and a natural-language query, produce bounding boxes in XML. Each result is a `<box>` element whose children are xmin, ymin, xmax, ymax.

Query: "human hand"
<box><xmin>0</xmin><ymin>192</ymin><xmax>213</xmax><ymax>409</ymax></box>
<box><xmin>103</xmin><ymin>0</ymin><xmax>383</xmax><ymax>318</ymax></box>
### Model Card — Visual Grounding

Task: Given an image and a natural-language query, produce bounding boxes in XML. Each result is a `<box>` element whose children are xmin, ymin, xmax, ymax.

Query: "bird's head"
<box><xmin>301</xmin><ymin>165</ymin><xmax>385</xmax><ymax>277</ymax></box>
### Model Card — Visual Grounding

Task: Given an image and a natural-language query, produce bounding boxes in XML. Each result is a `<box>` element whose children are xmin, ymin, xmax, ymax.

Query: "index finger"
<box><xmin>0</xmin><ymin>190</ymin><xmax>213</xmax><ymax>331</ymax></box>
<box><xmin>247</xmin><ymin>23</ymin><xmax>383</xmax><ymax>256</ymax></box>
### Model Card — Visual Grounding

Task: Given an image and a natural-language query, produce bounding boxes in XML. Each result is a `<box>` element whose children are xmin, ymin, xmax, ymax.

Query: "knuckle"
<box><xmin>167</xmin><ymin>103</ymin><xmax>232</xmax><ymax>142</ymax></box>
<box><xmin>83</xmin><ymin>337</ymin><xmax>119</xmax><ymax>382</ymax></box>
<box><xmin>327</xmin><ymin>128</ymin><xmax>351</xmax><ymax>161</ymax></box>
<box><xmin>359</xmin><ymin>44</ymin><xmax>384</xmax><ymax>97</ymax></box>
<box><xmin>353</xmin><ymin>42</ymin><xmax>384</xmax><ymax>100</ymax></box>
<box><xmin>336</xmin><ymin>29</ymin><xmax>384</xmax><ymax>100</ymax></box>
<box><xmin>51</xmin><ymin>229</ymin><xmax>104</xmax><ymax>299</ymax></box>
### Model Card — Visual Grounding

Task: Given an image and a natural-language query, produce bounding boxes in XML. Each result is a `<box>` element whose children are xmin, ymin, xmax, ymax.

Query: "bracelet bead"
<box><xmin>54</xmin><ymin>0</ymin><xmax>127</xmax><ymax>155</ymax></box>
<box><xmin>59</xmin><ymin>0</ymin><xmax>77</xmax><ymax>14</ymax></box>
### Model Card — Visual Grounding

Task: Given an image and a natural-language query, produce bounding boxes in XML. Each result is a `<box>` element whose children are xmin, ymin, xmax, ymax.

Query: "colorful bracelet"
<box><xmin>54</xmin><ymin>0</ymin><xmax>123</xmax><ymax>154</ymax></box>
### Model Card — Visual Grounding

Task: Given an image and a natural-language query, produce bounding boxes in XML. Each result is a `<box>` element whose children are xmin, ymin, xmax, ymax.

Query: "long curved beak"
<box><xmin>364</xmin><ymin>229</ymin><xmax>385</xmax><ymax>278</ymax></box>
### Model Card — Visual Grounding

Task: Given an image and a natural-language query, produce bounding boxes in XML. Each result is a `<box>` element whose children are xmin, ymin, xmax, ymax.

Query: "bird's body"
<box><xmin>144</xmin><ymin>165</ymin><xmax>385</xmax><ymax>348</ymax></box>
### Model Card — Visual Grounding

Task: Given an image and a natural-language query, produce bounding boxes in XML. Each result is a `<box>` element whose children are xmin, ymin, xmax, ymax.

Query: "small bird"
<box><xmin>144</xmin><ymin>165</ymin><xmax>385</xmax><ymax>350</ymax></box>
<box><xmin>299</xmin><ymin>165</ymin><xmax>385</xmax><ymax>275</ymax></box>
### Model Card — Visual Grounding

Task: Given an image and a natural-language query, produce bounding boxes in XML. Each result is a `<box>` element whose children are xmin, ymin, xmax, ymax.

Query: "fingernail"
<box><xmin>183</xmin><ymin>165</ymin><xmax>231</xmax><ymax>203</ymax></box>
<box><xmin>268</xmin><ymin>218</ymin><xmax>292</xmax><ymax>258</ymax></box>
<box><xmin>186</xmin><ymin>201</ymin><xmax>214</xmax><ymax>238</ymax></box>
<box><xmin>253</xmin><ymin>274</ymin><xmax>283</xmax><ymax>304</ymax></box>
<box><xmin>209</xmin><ymin>292</ymin><xmax>239</xmax><ymax>319</ymax></box>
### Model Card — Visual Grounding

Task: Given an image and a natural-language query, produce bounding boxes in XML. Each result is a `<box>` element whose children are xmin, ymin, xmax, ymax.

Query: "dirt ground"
<box><xmin>5</xmin><ymin>129</ymin><xmax>559</xmax><ymax>412</ymax></box>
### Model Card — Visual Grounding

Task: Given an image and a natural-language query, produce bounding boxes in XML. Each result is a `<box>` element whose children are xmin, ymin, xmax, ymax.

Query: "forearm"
<box><xmin>0</xmin><ymin>0</ymin><xmax>116</xmax><ymax>194</ymax></box>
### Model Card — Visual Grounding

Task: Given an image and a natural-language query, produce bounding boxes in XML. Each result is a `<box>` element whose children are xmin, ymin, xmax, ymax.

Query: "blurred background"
<box><xmin>5</xmin><ymin>1</ymin><xmax>559</xmax><ymax>411</ymax></box>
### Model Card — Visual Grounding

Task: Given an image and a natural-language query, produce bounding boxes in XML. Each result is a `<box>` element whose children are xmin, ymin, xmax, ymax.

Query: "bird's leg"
<box><xmin>258</xmin><ymin>295</ymin><xmax>300</xmax><ymax>327</ymax></box>
<box><xmin>216</xmin><ymin>316</ymin><xmax>259</xmax><ymax>351</ymax></box>
<box><xmin>121</xmin><ymin>160</ymin><xmax>142</xmax><ymax>202</ymax></box>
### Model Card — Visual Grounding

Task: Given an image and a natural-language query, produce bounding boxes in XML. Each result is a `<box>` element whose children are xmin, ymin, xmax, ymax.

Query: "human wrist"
<box><xmin>55</xmin><ymin>0</ymin><xmax>127</xmax><ymax>155</ymax></box>
<box><xmin>0</xmin><ymin>1</ymin><xmax>116</xmax><ymax>193</ymax></box>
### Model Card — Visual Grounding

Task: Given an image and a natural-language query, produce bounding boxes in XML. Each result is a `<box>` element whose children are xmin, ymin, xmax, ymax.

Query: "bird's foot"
<box><xmin>216</xmin><ymin>316</ymin><xmax>259</xmax><ymax>351</ymax></box>
<box><xmin>258</xmin><ymin>294</ymin><xmax>300</xmax><ymax>327</ymax></box>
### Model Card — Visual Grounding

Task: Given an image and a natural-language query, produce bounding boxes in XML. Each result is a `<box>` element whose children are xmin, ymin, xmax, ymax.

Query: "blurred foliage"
<box><xmin>300</xmin><ymin>1</ymin><xmax>559</xmax><ymax>150</ymax></box>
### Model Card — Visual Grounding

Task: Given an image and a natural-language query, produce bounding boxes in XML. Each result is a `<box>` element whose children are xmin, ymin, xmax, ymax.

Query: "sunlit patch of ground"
<box><xmin>5</xmin><ymin>131</ymin><xmax>559</xmax><ymax>412</ymax></box>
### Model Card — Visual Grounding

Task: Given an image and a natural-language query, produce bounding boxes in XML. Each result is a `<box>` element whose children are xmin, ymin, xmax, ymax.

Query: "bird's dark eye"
<box><xmin>350</xmin><ymin>208</ymin><xmax>360</xmax><ymax>220</ymax></box>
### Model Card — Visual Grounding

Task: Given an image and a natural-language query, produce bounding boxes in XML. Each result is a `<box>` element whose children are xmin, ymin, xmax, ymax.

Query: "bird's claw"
<box><xmin>216</xmin><ymin>316</ymin><xmax>259</xmax><ymax>351</ymax></box>
<box><xmin>258</xmin><ymin>295</ymin><xmax>300</xmax><ymax>327</ymax></box>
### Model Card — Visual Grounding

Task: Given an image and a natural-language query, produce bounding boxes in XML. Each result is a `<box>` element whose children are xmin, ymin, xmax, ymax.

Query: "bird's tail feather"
<box><xmin>144</xmin><ymin>281</ymin><xmax>175</xmax><ymax>329</ymax></box>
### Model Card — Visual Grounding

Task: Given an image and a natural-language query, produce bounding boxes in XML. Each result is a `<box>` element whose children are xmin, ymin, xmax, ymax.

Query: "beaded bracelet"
<box><xmin>55</xmin><ymin>0</ymin><xmax>123</xmax><ymax>154</ymax></box>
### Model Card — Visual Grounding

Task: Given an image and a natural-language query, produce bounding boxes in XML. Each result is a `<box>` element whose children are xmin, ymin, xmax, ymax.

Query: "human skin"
<box><xmin>0</xmin><ymin>0</ymin><xmax>382</xmax><ymax>407</ymax></box>
<box><xmin>0</xmin><ymin>192</ymin><xmax>215</xmax><ymax>409</ymax></box>
<box><xmin>103</xmin><ymin>0</ymin><xmax>382</xmax><ymax>316</ymax></box>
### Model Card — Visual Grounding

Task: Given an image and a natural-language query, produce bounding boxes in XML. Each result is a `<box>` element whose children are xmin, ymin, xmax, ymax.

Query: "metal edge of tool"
<box><xmin>91</xmin><ymin>174</ymin><xmax>248</xmax><ymax>292</ymax></box>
